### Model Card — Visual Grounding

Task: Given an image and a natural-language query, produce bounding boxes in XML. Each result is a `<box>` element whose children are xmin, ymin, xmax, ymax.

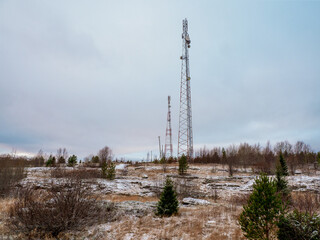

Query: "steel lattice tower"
<box><xmin>178</xmin><ymin>18</ymin><xmax>193</xmax><ymax>159</ymax></box>
<box><xmin>164</xmin><ymin>96</ymin><xmax>173</xmax><ymax>158</ymax></box>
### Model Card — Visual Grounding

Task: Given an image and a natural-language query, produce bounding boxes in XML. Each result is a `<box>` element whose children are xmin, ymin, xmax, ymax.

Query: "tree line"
<box><xmin>194</xmin><ymin>141</ymin><xmax>320</xmax><ymax>174</ymax></box>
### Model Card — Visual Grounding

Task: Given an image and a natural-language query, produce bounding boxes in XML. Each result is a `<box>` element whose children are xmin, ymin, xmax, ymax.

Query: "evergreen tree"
<box><xmin>275</xmin><ymin>165</ymin><xmax>289</xmax><ymax>194</ymax></box>
<box><xmin>91</xmin><ymin>155</ymin><xmax>100</xmax><ymax>164</ymax></box>
<box><xmin>58</xmin><ymin>156</ymin><xmax>66</xmax><ymax>164</ymax></box>
<box><xmin>275</xmin><ymin>152</ymin><xmax>290</xmax><ymax>203</ymax></box>
<box><xmin>222</xmin><ymin>148</ymin><xmax>227</xmax><ymax>164</ymax></box>
<box><xmin>156</xmin><ymin>177</ymin><xmax>179</xmax><ymax>217</ymax></box>
<box><xmin>279</xmin><ymin>152</ymin><xmax>289</xmax><ymax>176</ymax></box>
<box><xmin>160</xmin><ymin>156</ymin><xmax>167</xmax><ymax>172</ymax></box>
<box><xmin>46</xmin><ymin>155</ymin><xmax>56</xmax><ymax>167</ymax></box>
<box><xmin>178</xmin><ymin>154</ymin><xmax>188</xmax><ymax>175</ymax></box>
<box><xmin>102</xmin><ymin>160</ymin><xmax>115</xmax><ymax>180</ymax></box>
<box><xmin>160</xmin><ymin>156</ymin><xmax>167</xmax><ymax>165</ymax></box>
<box><xmin>278</xmin><ymin>210</ymin><xmax>320</xmax><ymax>240</ymax></box>
<box><xmin>68</xmin><ymin>155</ymin><xmax>77</xmax><ymax>167</ymax></box>
<box><xmin>239</xmin><ymin>174</ymin><xmax>282</xmax><ymax>240</ymax></box>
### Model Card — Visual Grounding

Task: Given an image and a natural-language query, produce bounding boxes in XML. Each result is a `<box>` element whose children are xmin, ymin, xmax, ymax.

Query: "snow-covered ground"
<box><xmin>22</xmin><ymin>165</ymin><xmax>320</xmax><ymax>199</ymax></box>
<box><xmin>11</xmin><ymin>164</ymin><xmax>319</xmax><ymax>239</ymax></box>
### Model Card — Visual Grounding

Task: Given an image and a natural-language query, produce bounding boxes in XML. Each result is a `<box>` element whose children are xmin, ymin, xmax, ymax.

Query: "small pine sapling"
<box><xmin>156</xmin><ymin>177</ymin><xmax>179</xmax><ymax>217</ymax></box>
<box><xmin>275</xmin><ymin>152</ymin><xmax>291</xmax><ymax>204</ymax></box>
<box><xmin>46</xmin><ymin>155</ymin><xmax>56</xmax><ymax>167</ymax></box>
<box><xmin>278</xmin><ymin>210</ymin><xmax>320</xmax><ymax>240</ymax></box>
<box><xmin>178</xmin><ymin>155</ymin><xmax>188</xmax><ymax>175</ymax></box>
<box><xmin>68</xmin><ymin>155</ymin><xmax>77</xmax><ymax>167</ymax></box>
<box><xmin>102</xmin><ymin>160</ymin><xmax>116</xmax><ymax>180</ymax></box>
<box><xmin>160</xmin><ymin>157</ymin><xmax>167</xmax><ymax>172</ymax></box>
<box><xmin>279</xmin><ymin>152</ymin><xmax>289</xmax><ymax>176</ymax></box>
<box><xmin>239</xmin><ymin>174</ymin><xmax>282</xmax><ymax>240</ymax></box>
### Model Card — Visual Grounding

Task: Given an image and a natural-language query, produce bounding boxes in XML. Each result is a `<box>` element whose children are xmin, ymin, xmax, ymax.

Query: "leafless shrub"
<box><xmin>120</xmin><ymin>167</ymin><xmax>129</xmax><ymax>176</ymax></box>
<box><xmin>50</xmin><ymin>167</ymin><xmax>101</xmax><ymax>179</ymax></box>
<box><xmin>173</xmin><ymin>178</ymin><xmax>201</xmax><ymax>199</ymax></box>
<box><xmin>154</xmin><ymin>177</ymin><xmax>165</xmax><ymax>198</ymax></box>
<box><xmin>0</xmin><ymin>157</ymin><xmax>26</xmax><ymax>197</ymax></box>
<box><xmin>229</xmin><ymin>193</ymin><xmax>250</xmax><ymax>207</ymax></box>
<box><xmin>292</xmin><ymin>192</ymin><xmax>320</xmax><ymax>215</ymax></box>
<box><xmin>252</xmin><ymin>160</ymin><xmax>274</xmax><ymax>174</ymax></box>
<box><xmin>209</xmin><ymin>184</ymin><xmax>219</xmax><ymax>202</ymax></box>
<box><xmin>8</xmin><ymin>176</ymin><xmax>109</xmax><ymax>237</ymax></box>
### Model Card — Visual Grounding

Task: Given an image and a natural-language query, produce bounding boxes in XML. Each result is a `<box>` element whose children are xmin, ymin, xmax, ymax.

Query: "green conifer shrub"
<box><xmin>102</xmin><ymin>160</ymin><xmax>115</xmax><ymax>180</ymax></box>
<box><xmin>57</xmin><ymin>156</ymin><xmax>66</xmax><ymax>164</ymax></box>
<box><xmin>275</xmin><ymin>152</ymin><xmax>291</xmax><ymax>205</ymax></box>
<box><xmin>239</xmin><ymin>174</ymin><xmax>282</xmax><ymax>240</ymax></box>
<box><xmin>278</xmin><ymin>210</ymin><xmax>320</xmax><ymax>240</ymax></box>
<box><xmin>279</xmin><ymin>152</ymin><xmax>289</xmax><ymax>176</ymax></box>
<box><xmin>91</xmin><ymin>156</ymin><xmax>100</xmax><ymax>164</ymax></box>
<box><xmin>156</xmin><ymin>177</ymin><xmax>179</xmax><ymax>217</ymax></box>
<box><xmin>46</xmin><ymin>155</ymin><xmax>55</xmax><ymax>167</ymax></box>
<box><xmin>178</xmin><ymin>155</ymin><xmax>188</xmax><ymax>175</ymax></box>
<box><xmin>67</xmin><ymin>155</ymin><xmax>77</xmax><ymax>167</ymax></box>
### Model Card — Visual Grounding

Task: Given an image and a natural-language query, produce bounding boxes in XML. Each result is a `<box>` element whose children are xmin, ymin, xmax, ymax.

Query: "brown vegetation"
<box><xmin>8</xmin><ymin>175</ymin><xmax>110</xmax><ymax>238</ymax></box>
<box><xmin>292</xmin><ymin>191</ymin><xmax>320</xmax><ymax>215</ymax></box>
<box><xmin>194</xmin><ymin>141</ymin><xmax>318</xmax><ymax>175</ymax></box>
<box><xmin>0</xmin><ymin>156</ymin><xmax>27</xmax><ymax>197</ymax></box>
<box><xmin>50</xmin><ymin>167</ymin><xmax>101</xmax><ymax>179</ymax></box>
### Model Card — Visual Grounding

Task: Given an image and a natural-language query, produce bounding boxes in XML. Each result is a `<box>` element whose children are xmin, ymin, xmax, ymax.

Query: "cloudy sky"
<box><xmin>0</xmin><ymin>0</ymin><xmax>319</xmax><ymax>159</ymax></box>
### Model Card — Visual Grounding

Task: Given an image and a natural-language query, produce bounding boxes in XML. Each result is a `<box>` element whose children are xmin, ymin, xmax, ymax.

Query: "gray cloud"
<box><xmin>0</xmin><ymin>1</ymin><xmax>319</xmax><ymax>158</ymax></box>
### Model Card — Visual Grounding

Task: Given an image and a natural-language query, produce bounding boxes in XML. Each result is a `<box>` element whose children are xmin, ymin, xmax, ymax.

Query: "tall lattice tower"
<box><xmin>178</xmin><ymin>18</ymin><xmax>193</xmax><ymax>159</ymax></box>
<box><xmin>164</xmin><ymin>96</ymin><xmax>173</xmax><ymax>158</ymax></box>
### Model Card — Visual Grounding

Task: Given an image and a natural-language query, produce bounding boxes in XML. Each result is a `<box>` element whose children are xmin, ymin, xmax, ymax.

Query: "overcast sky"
<box><xmin>0</xmin><ymin>0</ymin><xmax>319</xmax><ymax>159</ymax></box>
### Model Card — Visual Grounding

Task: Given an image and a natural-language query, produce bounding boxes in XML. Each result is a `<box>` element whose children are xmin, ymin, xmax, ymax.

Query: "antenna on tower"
<box><xmin>164</xmin><ymin>96</ymin><xmax>173</xmax><ymax>158</ymax></box>
<box><xmin>158</xmin><ymin>136</ymin><xmax>162</xmax><ymax>159</ymax></box>
<box><xmin>178</xmin><ymin>18</ymin><xmax>193</xmax><ymax>159</ymax></box>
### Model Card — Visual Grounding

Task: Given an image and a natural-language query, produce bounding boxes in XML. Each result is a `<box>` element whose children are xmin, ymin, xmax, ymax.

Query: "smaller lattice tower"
<box><xmin>164</xmin><ymin>96</ymin><xmax>173</xmax><ymax>158</ymax></box>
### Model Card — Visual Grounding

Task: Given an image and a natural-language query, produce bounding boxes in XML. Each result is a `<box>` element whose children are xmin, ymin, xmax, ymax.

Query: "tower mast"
<box><xmin>178</xmin><ymin>18</ymin><xmax>193</xmax><ymax>159</ymax></box>
<box><xmin>158</xmin><ymin>136</ymin><xmax>162</xmax><ymax>159</ymax></box>
<box><xmin>164</xmin><ymin>96</ymin><xmax>173</xmax><ymax>158</ymax></box>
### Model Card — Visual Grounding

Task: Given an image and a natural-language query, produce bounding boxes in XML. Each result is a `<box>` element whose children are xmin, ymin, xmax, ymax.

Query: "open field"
<box><xmin>0</xmin><ymin>163</ymin><xmax>319</xmax><ymax>239</ymax></box>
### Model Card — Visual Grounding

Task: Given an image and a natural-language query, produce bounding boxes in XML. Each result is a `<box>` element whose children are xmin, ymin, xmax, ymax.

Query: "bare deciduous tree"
<box><xmin>98</xmin><ymin>146</ymin><xmax>113</xmax><ymax>165</ymax></box>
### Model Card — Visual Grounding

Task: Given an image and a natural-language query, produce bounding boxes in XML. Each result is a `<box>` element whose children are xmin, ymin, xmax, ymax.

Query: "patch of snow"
<box><xmin>241</xmin><ymin>178</ymin><xmax>255</xmax><ymax>191</ymax></box>
<box><xmin>182</xmin><ymin>197</ymin><xmax>211</xmax><ymax>205</ymax></box>
<box><xmin>141</xmin><ymin>233</ymin><xmax>151</xmax><ymax>240</ymax></box>
<box><xmin>288</xmin><ymin>175</ymin><xmax>320</xmax><ymax>191</ymax></box>
<box><xmin>145</xmin><ymin>166</ymin><xmax>162</xmax><ymax>171</ymax></box>
<box><xmin>123</xmin><ymin>233</ymin><xmax>134</xmax><ymax>240</ymax></box>
<box><xmin>116</xmin><ymin>164</ymin><xmax>127</xmax><ymax>170</ymax></box>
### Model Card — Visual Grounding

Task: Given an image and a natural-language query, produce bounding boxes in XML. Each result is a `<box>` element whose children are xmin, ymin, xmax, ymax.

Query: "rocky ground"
<box><xmin>1</xmin><ymin>163</ymin><xmax>319</xmax><ymax>239</ymax></box>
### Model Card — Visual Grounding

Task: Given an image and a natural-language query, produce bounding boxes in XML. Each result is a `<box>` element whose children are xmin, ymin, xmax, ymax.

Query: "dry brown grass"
<box><xmin>292</xmin><ymin>191</ymin><xmax>320</xmax><ymax>215</ymax></box>
<box><xmin>100</xmin><ymin>194</ymin><xmax>158</xmax><ymax>202</ymax></box>
<box><xmin>100</xmin><ymin>204</ymin><xmax>245</xmax><ymax>240</ymax></box>
<box><xmin>0</xmin><ymin>198</ymin><xmax>15</xmax><ymax>236</ymax></box>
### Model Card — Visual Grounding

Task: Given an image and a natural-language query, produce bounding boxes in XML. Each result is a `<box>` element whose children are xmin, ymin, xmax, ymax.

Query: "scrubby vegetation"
<box><xmin>278</xmin><ymin>211</ymin><xmax>320</xmax><ymax>240</ymax></box>
<box><xmin>194</xmin><ymin>141</ymin><xmax>319</xmax><ymax>175</ymax></box>
<box><xmin>0</xmin><ymin>156</ymin><xmax>26</xmax><ymax>197</ymax></box>
<box><xmin>9</xmin><ymin>175</ymin><xmax>109</xmax><ymax>238</ymax></box>
<box><xmin>0</xmin><ymin>142</ymin><xmax>319</xmax><ymax>239</ymax></box>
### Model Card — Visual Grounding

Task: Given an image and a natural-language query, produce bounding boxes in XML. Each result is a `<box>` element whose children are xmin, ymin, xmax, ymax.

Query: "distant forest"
<box><xmin>193</xmin><ymin>141</ymin><xmax>320</xmax><ymax>174</ymax></box>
